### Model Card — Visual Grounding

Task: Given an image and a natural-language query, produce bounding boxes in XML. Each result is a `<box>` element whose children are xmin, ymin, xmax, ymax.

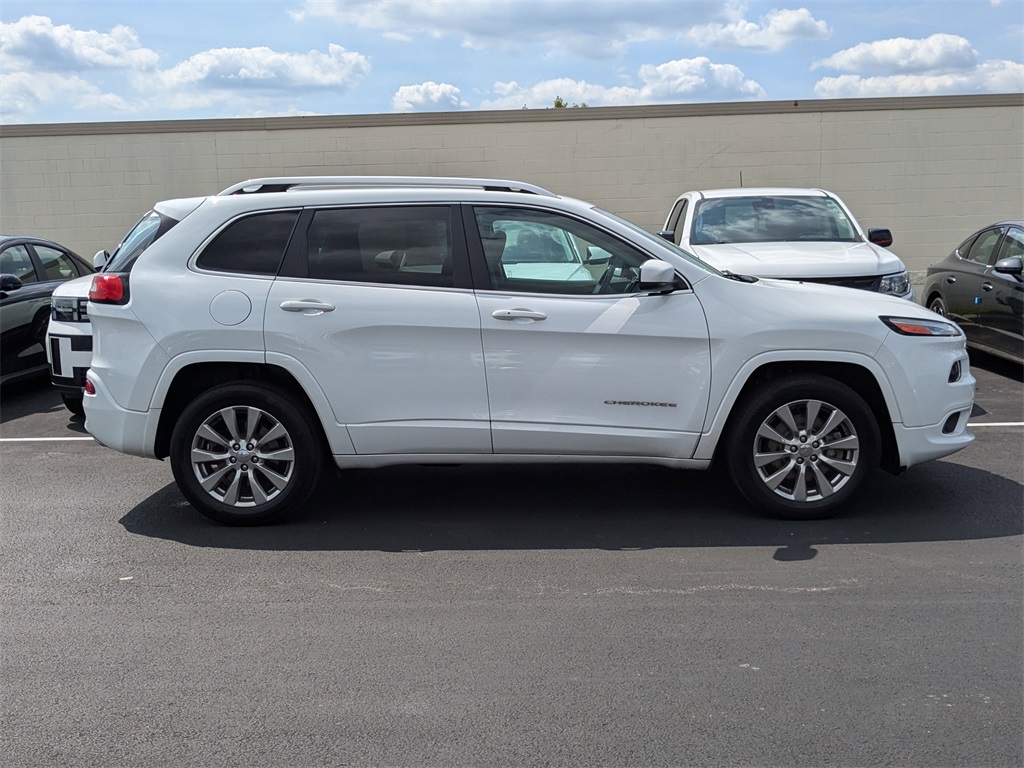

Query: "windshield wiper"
<box><xmin>721</xmin><ymin>270</ymin><xmax>759</xmax><ymax>283</ymax></box>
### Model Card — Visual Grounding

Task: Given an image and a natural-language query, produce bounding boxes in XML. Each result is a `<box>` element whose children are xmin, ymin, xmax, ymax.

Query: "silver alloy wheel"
<box><xmin>752</xmin><ymin>398</ymin><xmax>860</xmax><ymax>503</ymax></box>
<box><xmin>190</xmin><ymin>405</ymin><xmax>296</xmax><ymax>508</ymax></box>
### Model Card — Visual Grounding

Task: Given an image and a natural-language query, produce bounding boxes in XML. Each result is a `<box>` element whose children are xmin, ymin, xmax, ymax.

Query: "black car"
<box><xmin>0</xmin><ymin>235</ymin><xmax>95</xmax><ymax>385</ymax></box>
<box><xmin>923</xmin><ymin>221</ymin><xmax>1023</xmax><ymax>364</ymax></box>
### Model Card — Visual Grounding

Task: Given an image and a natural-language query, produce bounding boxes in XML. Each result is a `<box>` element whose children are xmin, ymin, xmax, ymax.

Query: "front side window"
<box><xmin>0</xmin><ymin>245</ymin><xmax>38</xmax><ymax>283</ymax></box>
<box><xmin>666</xmin><ymin>198</ymin><xmax>688</xmax><ymax>245</ymax></box>
<box><xmin>34</xmin><ymin>245</ymin><xmax>81</xmax><ymax>281</ymax></box>
<box><xmin>304</xmin><ymin>206</ymin><xmax>454</xmax><ymax>288</ymax></box>
<box><xmin>474</xmin><ymin>207</ymin><xmax>648</xmax><ymax>295</ymax></box>
<box><xmin>197</xmin><ymin>211</ymin><xmax>299</xmax><ymax>275</ymax></box>
<box><xmin>691</xmin><ymin>195</ymin><xmax>858</xmax><ymax>245</ymax></box>
<box><xmin>996</xmin><ymin>227</ymin><xmax>1023</xmax><ymax>261</ymax></box>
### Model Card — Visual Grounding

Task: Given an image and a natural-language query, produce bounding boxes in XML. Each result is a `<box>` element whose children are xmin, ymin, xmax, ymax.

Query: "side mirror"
<box><xmin>585</xmin><ymin>246</ymin><xmax>611</xmax><ymax>265</ymax></box>
<box><xmin>868</xmin><ymin>228</ymin><xmax>893</xmax><ymax>248</ymax></box>
<box><xmin>657</xmin><ymin>230</ymin><xmax>675</xmax><ymax>243</ymax></box>
<box><xmin>93</xmin><ymin>250</ymin><xmax>110</xmax><ymax>269</ymax></box>
<box><xmin>993</xmin><ymin>255</ymin><xmax>1023</xmax><ymax>280</ymax></box>
<box><xmin>0</xmin><ymin>273</ymin><xmax>24</xmax><ymax>293</ymax></box>
<box><xmin>638</xmin><ymin>260</ymin><xmax>677</xmax><ymax>293</ymax></box>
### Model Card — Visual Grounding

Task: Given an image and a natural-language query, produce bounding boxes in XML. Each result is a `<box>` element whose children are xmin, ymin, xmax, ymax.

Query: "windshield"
<box><xmin>593</xmin><ymin>208</ymin><xmax>722</xmax><ymax>275</ymax></box>
<box><xmin>691</xmin><ymin>195</ymin><xmax>860</xmax><ymax>245</ymax></box>
<box><xmin>105</xmin><ymin>210</ymin><xmax>180</xmax><ymax>272</ymax></box>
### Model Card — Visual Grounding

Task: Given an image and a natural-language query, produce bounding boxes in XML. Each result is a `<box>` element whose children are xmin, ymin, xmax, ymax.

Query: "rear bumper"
<box><xmin>83</xmin><ymin>371</ymin><xmax>160</xmax><ymax>459</ymax></box>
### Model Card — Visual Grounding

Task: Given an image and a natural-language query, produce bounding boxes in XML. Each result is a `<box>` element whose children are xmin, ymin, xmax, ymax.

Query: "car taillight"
<box><xmin>89</xmin><ymin>273</ymin><xmax>129</xmax><ymax>303</ymax></box>
<box><xmin>84</xmin><ymin>379</ymin><xmax>96</xmax><ymax>395</ymax></box>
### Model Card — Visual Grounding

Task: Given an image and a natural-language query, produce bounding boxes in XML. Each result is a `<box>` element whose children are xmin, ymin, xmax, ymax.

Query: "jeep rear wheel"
<box><xmin>725</xmin><ymin>375</ymin><xmax>880</xmax><ymax>520</ymax></box>
<box><xmin>170</xmin><ymin>383</ymin><xmax>323</xmax><ymax>525</ymax></box>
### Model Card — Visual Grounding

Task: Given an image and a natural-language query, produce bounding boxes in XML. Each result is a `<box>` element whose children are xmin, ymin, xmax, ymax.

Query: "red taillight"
<box><xmin>89</xmin><ymin>273</ymin><xmax>127</xmax><ymax>303</ymax></box>
<box><xmin>84</xmin><ymin>379</ymin><xmax>96</xmax><ymax>395</ymax></box>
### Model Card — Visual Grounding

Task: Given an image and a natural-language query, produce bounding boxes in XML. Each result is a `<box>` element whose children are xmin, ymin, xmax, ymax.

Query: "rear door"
<box><xmin>943</xmin><ymin>226</ymin><xmax>1004</xmax><ymax>327</ymax></box>
<box><xmin>265</xmin><ymin>204</ymin><xmax>490</xmax><ymax>455</ymax></box>
<box><xmin>465</xmin><ymin>204</ymin><xmax>711</xmax><ymax>459</ymax></box>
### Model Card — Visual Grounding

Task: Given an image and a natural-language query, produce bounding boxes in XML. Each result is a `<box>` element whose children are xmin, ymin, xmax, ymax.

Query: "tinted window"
<box><xmin>667</xmin><ymin>199</ymin><xmax>688</xmax><ymax>245</ymax></box>
<box><xmin>997</xmin><ymin>227</ymin><xmax>1024</xmax><ymax>260</ymax></box>
<box><xmin>197</xmin><ymin>211</ymin><xmax>299</xmax><ymax>275</ymax></box>
<box><xmin>305</xmin><ymin>206</ymin><xmax>454</xmax><ymax>288</ymax></box>
<box><xmin>474</xmin><ymin>206</ymin><xmax>648</xmax><ymax>295</ymax></box>
<box><xmin>691</xmin><ymin>195</ymin><xmax>858</xmax><ymax>245</ymax></box>
<box><xmin>0</xmin><ymin>245</ymin><xmax>37</xmax><ymax>283</ymax></box>
<box><xmin>965</xmin><ymin>228</ymin><xmax>1003</xmax><ymax>266</ymax></box>
<box><xmin>34</xmin><ymin>245</ymin><xmax>80</xmax><ymax>281</ymax></box>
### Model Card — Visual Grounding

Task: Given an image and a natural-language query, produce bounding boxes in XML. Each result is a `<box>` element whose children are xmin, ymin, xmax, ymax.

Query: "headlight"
<box><xmin>880</xmin><ymin>315</ymin><xmax>961</xmax><ymax>336</ymax></box>
<box><xmin>879</xmin><ymin>270</ymin><xmax>910</xmax><ymax>295</ymax></box>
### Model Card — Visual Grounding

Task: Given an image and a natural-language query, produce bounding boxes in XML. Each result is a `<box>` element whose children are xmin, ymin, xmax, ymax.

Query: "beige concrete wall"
<box><xmin>1</xmin><ymin>94</ymin><xmax>1021</xmax><ymax>292</ymax></box>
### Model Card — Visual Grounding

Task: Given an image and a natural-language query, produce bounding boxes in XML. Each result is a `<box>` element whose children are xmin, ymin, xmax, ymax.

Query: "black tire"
<box><xmin>928</xmin><ymin>295</ymin><xmax>947</xmax><ymax>317</ymax></box>
<box><xmin>61</xmin><ymin>392</ymin><xmax>85</xmax><ymax>417</ymax></box>
<box><xmin>724</xmin><ymin>375</ymin><xmax>880</xmax><ymax>520</ymax></box>
<box><xmin>169</xmin><ymin>382</ymin><xmax>324</xmax><ymax>525</ymax></box>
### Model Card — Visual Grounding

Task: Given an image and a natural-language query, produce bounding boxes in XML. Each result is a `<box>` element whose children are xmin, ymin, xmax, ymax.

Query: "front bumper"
<box><xmin>893</xmin><ymin>408</ymin><xmax>974</xmax><ymax>469</ymax></box>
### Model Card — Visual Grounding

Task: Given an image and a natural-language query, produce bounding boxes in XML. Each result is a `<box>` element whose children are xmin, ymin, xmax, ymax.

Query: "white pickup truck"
<box><xmin>659</xmin><ymin>187</ymin><xmax>913</xmax><ymax>300</ymax></box>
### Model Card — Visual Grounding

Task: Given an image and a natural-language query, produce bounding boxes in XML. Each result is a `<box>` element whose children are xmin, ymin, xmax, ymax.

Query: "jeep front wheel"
<box><xmin>725</xmin><ymin>375</ymin><xmax>880</xmax><ymax>520</ymax></box>
<box><xmin>170</xmin><ymin>383</ymin><xmax>323</xmax><ymax>525</ymax></box>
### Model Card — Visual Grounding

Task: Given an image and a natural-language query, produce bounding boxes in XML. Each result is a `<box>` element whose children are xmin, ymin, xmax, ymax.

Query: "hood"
<box><xmin>689</xmin><ymin>240</ymin><xmax>905</xmax><ymax>278</ymax></box>
<box><xmin>49</xmin><ymin>273</ymin><xmax>95</xmax><ymax>299</ymax></box>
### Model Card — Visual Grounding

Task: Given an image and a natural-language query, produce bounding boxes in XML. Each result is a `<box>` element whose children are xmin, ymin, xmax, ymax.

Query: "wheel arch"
<box><xmin>705</xmin><ymin>358</ymin><xmax>901</xmax><ymax>475</ymax></box>
<box><xmin>154</xmin><ymin>362</ymin><xmax>329</xmax><ymax>460</ymax></box>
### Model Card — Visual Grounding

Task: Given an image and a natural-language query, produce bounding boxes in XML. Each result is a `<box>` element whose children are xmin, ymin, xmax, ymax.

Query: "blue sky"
<box><xmin>1</xmin><ymin>0</ymin><xmax>1021</xmax><ymax>124</ymax></box>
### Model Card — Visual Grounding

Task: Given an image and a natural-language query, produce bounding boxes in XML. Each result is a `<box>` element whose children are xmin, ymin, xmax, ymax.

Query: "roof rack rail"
<box><xmin>218</xmin><ymin>176</ymin><xmax>558</xmax><ymax>198</ymax></box>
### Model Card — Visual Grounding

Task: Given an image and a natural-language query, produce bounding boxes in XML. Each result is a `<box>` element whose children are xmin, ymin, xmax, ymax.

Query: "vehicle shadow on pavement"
<box><xmin>119</xmin><ymin>459</ymin><xmax>1023</xmax><ymax>558</ymax></box>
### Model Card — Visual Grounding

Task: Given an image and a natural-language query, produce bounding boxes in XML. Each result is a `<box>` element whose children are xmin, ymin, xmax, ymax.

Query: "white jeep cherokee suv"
<box><xmin>83</xmin><ymin>177</ymin><xmax>975</xmax><ymax>525</ymax></box>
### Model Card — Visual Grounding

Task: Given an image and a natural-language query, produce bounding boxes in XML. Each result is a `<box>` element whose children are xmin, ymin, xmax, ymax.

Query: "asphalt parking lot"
<box><xmin>2</xmin><ymin>353</ymin><xmax>1021</xmax><ymax>768</ymax></box>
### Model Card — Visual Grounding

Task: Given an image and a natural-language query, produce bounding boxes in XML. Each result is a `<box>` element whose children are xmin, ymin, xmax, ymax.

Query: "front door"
<box><xmin>466</xmin><ymin>205</ymin><xmax>711</xmax><ymax>459</ymax></box>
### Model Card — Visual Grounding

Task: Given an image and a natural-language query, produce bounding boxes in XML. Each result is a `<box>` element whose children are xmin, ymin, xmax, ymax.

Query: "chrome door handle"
<box><xmin>982</xmin><ymin>283</ymin><xmax>994</xmax><ymax>291</ymax></box>
<box><xmin>944</xmin><ymin>276</ymin><xmax>956</xmax><ymax>284</ymax></box>
<box><xmin>280</xmin><ymin>299</ymin><xmax>336</xmax><ymax>314</ymax></box>
<box><xmin>491</xmin><ymin>309</ymin><xmax>548</xmax><ymax>321</ymax></box>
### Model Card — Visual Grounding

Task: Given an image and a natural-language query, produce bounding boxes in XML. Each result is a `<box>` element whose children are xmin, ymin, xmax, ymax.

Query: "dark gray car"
<box><xmin>923</xmin><ymin>221</ymin><xmax>1023</xmax><ymax>364</ymax></box>
<box><xmin>0</xmin><ymin>235</ymin><xmax>94</xmax><ymax>385</ymax></box>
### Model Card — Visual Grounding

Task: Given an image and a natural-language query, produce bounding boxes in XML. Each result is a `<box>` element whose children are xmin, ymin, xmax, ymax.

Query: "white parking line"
<box><xmin>0</xmin><ymin>437</ymin><xmax>95</xmax><ymax>442</ymax></box>
<box><xmin>968</xmin><ymin>422</ymin><xmax>1024</xmax><ymax>427</ymax></box>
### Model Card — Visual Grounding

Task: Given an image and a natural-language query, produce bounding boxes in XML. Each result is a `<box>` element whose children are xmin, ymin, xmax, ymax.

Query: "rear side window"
<box><xmin>106</xmin><ymin>210</ymin><xmax>181</xmax><ymax>273</ymax></box>
<box><xmin>197</xmin><ymin>211</ymin><xmax>299</xmax><ymax>275</ymax></box>
<box><xmin>964</xmin><ymin>228</ymin><xmax>1003</xmax><ymax>266</ymax></box>
<box><xmin>34</xmin><ymin>245</ymin><xmax>82</xmax><ymax>280</ymax></box>
<box><xmin>304</xmin><ymin>206</ymin><xmax>454</xmax><ymax>288</ymax></box>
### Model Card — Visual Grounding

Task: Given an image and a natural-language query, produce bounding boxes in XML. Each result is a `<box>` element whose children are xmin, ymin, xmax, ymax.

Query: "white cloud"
<box><xmin>814</xmin><ymin>60</ymin><xmax>1024</xmax><ymax>98</ymax></box>
<box><xmin>688</xmin><ymin>7</ymin><xmax>830</xmax><ymax>51</ymax></box>
<box><xmin>815</xmin><ymin>33</ymin><xmax>978</xmax><ymax>74</ymax></box>
<box><xmin>151</xmin><ymin>44</ymin><xmax>370</xmax><ymax>91</ymax></box>
<box><xmin>0</xmin><ymin>15</ymin><xmax>159</xmax><ymax>71</ymax></box>
<box><xmin>290</xmin><ymin>0</ymin><xmax>715</xmax><ymax>58</ymax></box>
<box><xmin>812</xmin><ymin>32</ymin><xmax>1023</xmax><ymax>97</ymax></box>
<box><xmin>0</xmin><ymin>71</ymin><xmax>131</xmax><ymax>122</ymax></box>
<box><xmin>392</xmin><ymin>81</ymin><xmax>468</xmax><ymax>111</ymax></box>
<box><xmin>481</xmin><ymin>57</ymin><xmax>765</xmax><ymax>109</ymax></box>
